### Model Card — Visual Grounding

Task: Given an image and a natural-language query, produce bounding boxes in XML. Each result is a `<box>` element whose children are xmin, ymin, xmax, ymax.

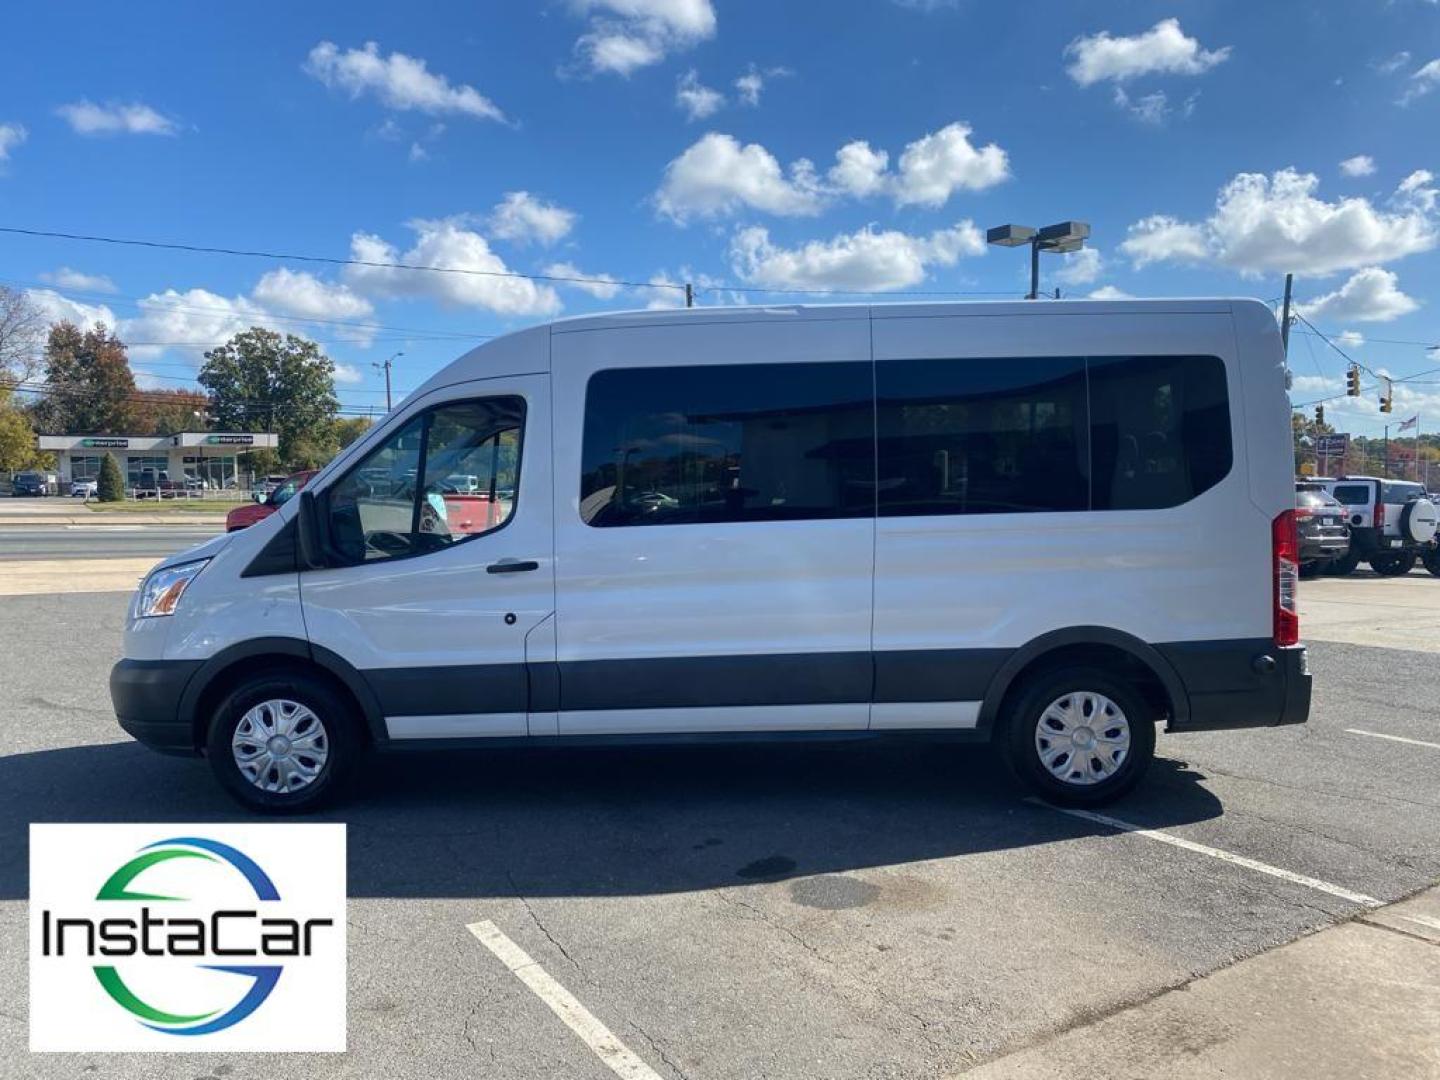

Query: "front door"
<box><xmin>299</xmin><ymin>375</ymin><xmax>554</xmax><ymax>739</ymax></box>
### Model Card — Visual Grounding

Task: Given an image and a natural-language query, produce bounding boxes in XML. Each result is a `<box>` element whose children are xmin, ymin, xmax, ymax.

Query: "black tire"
<box><xmin>1326</xmin><ymin>550</ymin><xmax>1360</xmax><ymax>576</ymax></box>
<box><xmin>205</xmin><ymin>669</ymin><xmax>363</xmax><ymax>813</ymax></box>
<box><xmin>1299</xmin><ymin>561</ymin><xmax>1323</xmax><ymax>579</ymax></box>
<box><xmin>1424</xmin><ymin>547</ymin><xmax>1440</xmax><ymax>577</ymax></box>
<box><xmin>1000</xmin><ymin>666</ymin><xmax>1157</xmax><ymax>807</ymax></box>
<box><xmin>1370</xmin><ymin>551</ymin><xmax>1417</xmax><ymax>577</ymax></box>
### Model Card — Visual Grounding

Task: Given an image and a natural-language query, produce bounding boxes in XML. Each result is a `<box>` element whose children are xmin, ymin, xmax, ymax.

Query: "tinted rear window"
<box><xmin>1383</xmin><ymin>482</ymin><xmax>1425</xmax><ymax>503</ymax></box>
<box><xmin>1331</xmin><ymin>484</ymin><xmax>1373</xmax><ymax>506</ymax></box>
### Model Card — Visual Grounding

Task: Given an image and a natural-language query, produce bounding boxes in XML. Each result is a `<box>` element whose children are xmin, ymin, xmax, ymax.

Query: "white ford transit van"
<box><xmin>112</xmin><ymin>299</ymin><xmax>1310</xmax><ymax>812</ymax></box>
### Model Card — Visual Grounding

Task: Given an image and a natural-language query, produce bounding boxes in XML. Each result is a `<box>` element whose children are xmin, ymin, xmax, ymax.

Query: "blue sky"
<box><xmin>1</xmin><ymin>1</ymin><xmax>1438</xmax><ymax>435</ymax></box>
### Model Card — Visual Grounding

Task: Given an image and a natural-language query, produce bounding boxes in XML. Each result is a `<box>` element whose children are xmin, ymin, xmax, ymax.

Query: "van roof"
<box><xmin>547</xmin><ymin>296</ymin><xmax>1250</xmax><ymax>335</ymax></box>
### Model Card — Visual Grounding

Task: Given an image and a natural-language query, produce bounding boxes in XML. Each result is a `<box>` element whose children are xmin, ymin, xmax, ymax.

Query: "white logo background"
<box><xmin>30</xmin><ymin>823</ymin><xmax>346</xmax><ymax>1052</ymax></box>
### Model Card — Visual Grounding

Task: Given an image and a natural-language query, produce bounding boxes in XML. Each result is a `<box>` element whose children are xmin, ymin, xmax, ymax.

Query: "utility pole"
<box><xmin>374</xmin><ymin>351</ymin><xmax>402</xmax><ymax>412</ymax></box>
<box><xmin>1279</xmin><ymin>273</ymin><xmax>1293</xmax><ymax>354</ymax></box>
<box><xmin>1028</xmin><ymin>242</ymin><xmax>1040</xmax><ymax>301</ymax></box>
<box><xmin>685</xmin><ymin>282</ymin><xmax>694</xmax><ymax>308</ymax></box>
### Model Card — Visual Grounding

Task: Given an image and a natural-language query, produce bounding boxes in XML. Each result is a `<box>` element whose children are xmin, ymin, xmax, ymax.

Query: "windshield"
<box><xmin>268</xmin><ymin>479</ymin><xmax>299</xmax><ymax>506</ymax></box>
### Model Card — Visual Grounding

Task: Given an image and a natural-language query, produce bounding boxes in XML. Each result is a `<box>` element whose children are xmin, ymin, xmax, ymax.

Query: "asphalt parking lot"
<box><xmin>1</xmin><ymin>553</ymin><xmax>1439</xmax><ymax>1078</ymax></box>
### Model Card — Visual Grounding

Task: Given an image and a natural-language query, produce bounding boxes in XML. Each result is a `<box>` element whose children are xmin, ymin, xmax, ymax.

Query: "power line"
<box><xmin>3</xmin><ymin>224</ymin><xmax>1026</xmax><ymax>301</ymax></box>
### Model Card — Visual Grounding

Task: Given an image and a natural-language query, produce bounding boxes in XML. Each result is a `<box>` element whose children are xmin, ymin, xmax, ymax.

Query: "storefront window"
<box><xmin>70</xmin><ymin>456</ymin><xmax>104</xmax><ymax>482</ymax></box>
<box><xmin>126</xmin><ymin>456</ymin><xmax>169</xmax><ymax>487</ymax></box>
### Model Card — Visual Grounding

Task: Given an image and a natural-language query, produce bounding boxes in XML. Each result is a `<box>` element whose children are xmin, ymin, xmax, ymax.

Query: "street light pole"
<box><xmin>987</xmin><ymin>222</ymin><xmax>1091</xmax><ymax>300</ymax></box>
<box><xmin>374</xmin><ymin>351</ymin><xmax>402</xmax><ymax>412</ymax></box>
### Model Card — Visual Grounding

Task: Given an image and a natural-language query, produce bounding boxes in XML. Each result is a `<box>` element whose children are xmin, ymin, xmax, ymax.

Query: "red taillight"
<box><xmin>1273</xmin><ymin>509</ymin><xmax>1299</xmax><ymax>647</ymax></box>
<box><xmin>1374</xmin><ymin>500</ymin><xmax>1385</xmax><ymax>529</ymax></box>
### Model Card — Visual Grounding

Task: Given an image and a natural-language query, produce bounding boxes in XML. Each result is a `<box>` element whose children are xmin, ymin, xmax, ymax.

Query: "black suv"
<box><xmin>11</xmin><ymin>471</ymin><xmax>50</xmax><ymax>497</ymax></box>
<box><xmin>1295</xmin><ymin>484</ymin><xmax>1350</xmax><ymax>576</ymax></box>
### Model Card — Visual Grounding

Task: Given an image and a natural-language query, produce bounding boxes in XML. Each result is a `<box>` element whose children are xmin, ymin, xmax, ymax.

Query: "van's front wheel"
<box><xmin>1001</xmin><ymin>667</ymin><xmax>1155</xmax><ymax>806</ymax></box>
<box><xmin>206</xmin><ymin>671</ymin><xmax>361</xmax><ymax>813</ymax></box>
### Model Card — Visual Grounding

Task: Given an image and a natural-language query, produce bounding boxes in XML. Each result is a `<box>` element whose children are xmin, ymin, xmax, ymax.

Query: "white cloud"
<box><xmin>655</xmin><ymin>132</ymin><xmax>825</xmax><ymax>221</ymax></box>
<box><xmin>729</xmin><ymin>221</ymin><xmax>984</xmax><ymax>292</ymax></box>
<box><xmin>1399</xmin><ymin>58</ymin><xmax>1440</xmax><ymax>105</ymax></box>
<box><xmin>890</xmin><ymin>122</ymin><xmax>1010</xmax><ymax>206</ymax></box>
<box><xmin>251</xmin><ymin>268</ymin><xmax>375</xmax><ymax>322</ymax></box>
<box><xmin>332</xmin><ymin>363</ymin><xmax>364</xmax><ymax>385</ymax></box>
<box><xmin>408</xmin><ymin>142</ymin><xmax>428</xmax><ymax>162</ymax></box>
<box><xmin>40</xmin><ymin>267</ymin><xmax>116</xmax><ymax>293</ymax></box>
<box><xmin>487</xmin><ymin>191</ymin><xmax>577</xmax><ymax>247</ymax></box>
<box><xmin>1054</xmin><ymin>247</ymin><xmax>1104</xmax><ymax>286</ymax></box>
<box><xmin>1113</xmin><ymin>87</ymin><xmax>1170</xmax><ymax>125</ymax></box>
<box><xmin>1337</xmin><ymin>330</ymin><xmax>1365</xmax><ymax>349</ymax></box>
<box><xmin>55</xmin><ymin>101</ymin><xmax>177</xmax><ymax>136</ymax></box>
<box><xmin>827</xmin><ymin>141</ymin><xmax>890</xmax><ymax>198</ymax></box>
<box><xmin>1340</xmin><ymin>155</ymin><xmax>1376</xmax><ymax>178</ymax></box>
<box><xmin>304</xmin><ymin>41</ymin><xmax>506</xmax><ymax>121</ymax></box>
<box><xmin>675</xmin><ymin>70</ymin><xmax>725</xmax><ymax>120</ymax></box>
<box><xmin>344</xmin><ymin>218</ymin><xmax>561</xmax><ymax>316</ymax></box>
<box><xmin>733</xmin><ymin>64</ymin><xmax>789</xmax><ymax>106</ymax></box>
<box><xmin>1296</xmin><ymin>267</ymin><xmax>1420</xmax><ymax>323</ymax></box>
<box><xmin>0</xmin><ymin>122</ymin><xmax>26</xmax><ymax>162</ymax></box>
<box><xmin>543</xmin><ymin>261</ymin><xmax>622</xmax><ymax>300</ymax></box>
<box><xmin>1376</xmin><ymin>51</ymin><xmax>1412</xmax><ymax>75</ymax></box>
<box><xmin>1088</xmin><ymin>285</ymin><xmax>1134</xmax><ymax>300</ymax></box>
<box><xmin>1119</xmin><ymin>215</ymin><xmax>1210</xmax><ymax>267</ymax></box>
<box><xmin>658</xmin><ymin>122</ymin><xmax>1009</xmax><ymax>222</ymax></box>
<box><xmin>119</xmin><ymin>288</ymin><xmax>271</xmax><ymax>362</ymax></box>
<box><xmin>1398</xmin><ymin>169</ymin><xmax>1437</xmax><ymax>212</ymax></box>
<box><xmin>571</xmin><ymin>0</ymin><xmax>717</xmax><ymax>76</ymax></box>
<box><xmin>1065</xmin><ymin>19</ymin><xmax>1230</xmax><ymax>86</ymax></box>
<box><xmin>25</xmin><ymin>288</ymin><xmax>117</xmax><ymax>331</ymax></box>
<box><xmin>1120</xmin><ymin>169</ymin><xmax>1438</xmax><ymax>275</ymax></box>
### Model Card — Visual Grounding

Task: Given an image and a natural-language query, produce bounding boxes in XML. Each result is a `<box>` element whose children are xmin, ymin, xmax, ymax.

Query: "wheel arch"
<box><xmin>977</xmin><ymin>627</ymin><xmax>1189</xmax><ymax>737</ymax></box>
<box><xmin>178</xmin><ymin>636</ymin><xmax>387</xmax><ymax>751</ymax></box>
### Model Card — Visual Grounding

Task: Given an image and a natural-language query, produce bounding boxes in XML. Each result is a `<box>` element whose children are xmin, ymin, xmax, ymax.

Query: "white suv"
<box><xmin>1321</xmin><ymin>476</ymin><xmax>1438</xmax><ymax>576</ymax></box>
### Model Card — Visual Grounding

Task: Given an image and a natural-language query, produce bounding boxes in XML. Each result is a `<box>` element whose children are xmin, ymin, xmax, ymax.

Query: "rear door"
<box><xmin>550</xmin><ymin>315</ymin><xmax>876</xmax><ymax>734</ymax></box>
<box><xmin>299</xmin><ymin>375</ymin><xmax>554</xmax><ymax>740</ymax></box>
<box><xmin>1330</xmin><ymin>482</ymin><xmax>1375</xmax><ymax>531</ymax></box>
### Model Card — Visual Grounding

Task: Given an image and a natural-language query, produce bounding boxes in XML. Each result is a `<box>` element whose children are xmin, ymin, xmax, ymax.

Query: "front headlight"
<box><xmin>137</xmin><ymin>559</ymin><xmax>210</xmax><ymax>618</ymax></box>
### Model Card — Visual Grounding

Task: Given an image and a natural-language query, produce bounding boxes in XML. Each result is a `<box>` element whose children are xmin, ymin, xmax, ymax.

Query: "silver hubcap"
<box><xmin>232</xmin><ymin>699</ymin><xmax>329</xmax><ymax>793</ymax></box>
<box><xmin>1035</xmin><ymin>691</ymin><xmax>1131</xmax><ymax>786</ymax></box>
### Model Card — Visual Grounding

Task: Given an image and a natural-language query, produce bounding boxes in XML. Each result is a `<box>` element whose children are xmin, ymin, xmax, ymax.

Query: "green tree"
<box><xmin>97</xmin><ymin>451</ymin><xmax>125</xmax><ymax>502</ymax></box>
<box><xmin>32</xmin><ymin>322</ymin><xmax>138</xmax><ymax>434</ymax></box>
<box><xmin>199</xmin><ymin>328</ymin><xmax>339</xmax><ymax>466</ymax></box>
<box><xmin>334</xmin><ymin>416</ymin><xmax>373</xmax><ymax>450</ymax></box>
<box><xmin>0</xmin><ymin>392</ymin><xmax>39</xmax><ymax>473</ymax></box>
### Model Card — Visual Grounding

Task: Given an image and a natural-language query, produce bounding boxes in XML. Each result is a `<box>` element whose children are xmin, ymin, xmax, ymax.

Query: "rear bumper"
<box><xmin>110</xmin><ymin>658</ymin><xmax>203</xmax><ymax>755</ymax></box>
<box><xmin>1158</xmin><ymin>640</ymin><xmax>1311</xmax><ymax>732</ymax></box>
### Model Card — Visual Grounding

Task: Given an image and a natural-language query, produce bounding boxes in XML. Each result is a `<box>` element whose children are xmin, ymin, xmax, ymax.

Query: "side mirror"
<box><xmin>296</xmin><ymin>489</ymin><xmax>329</xmax><ymax>571</ymax></box>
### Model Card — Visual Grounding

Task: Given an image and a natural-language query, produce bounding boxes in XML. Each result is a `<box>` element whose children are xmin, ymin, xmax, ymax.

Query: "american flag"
<box><xmin>1399</xmin><ymin>415</ymin><xmax>1419</xmax><ymax>432</ymax></box>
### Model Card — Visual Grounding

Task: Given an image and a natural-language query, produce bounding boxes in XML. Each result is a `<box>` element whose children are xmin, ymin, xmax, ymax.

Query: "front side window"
<box><xmin>579</xmin><ymin>362</ymin><xmax>873</xmax><ymax>527</ymax></box>
<box><xmin>326</xmin><ymin>397</ymin><xmax>524</xmax><ymax>564</ymax></box>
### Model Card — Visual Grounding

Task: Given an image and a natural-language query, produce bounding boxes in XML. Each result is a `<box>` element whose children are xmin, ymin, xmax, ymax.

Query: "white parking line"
<box><xmin>467</xmin><ymin>919</ymin><xmax>664</xmax><ymax>1080</ymax></box>
<box><xmin>1031</xmin><ymin>800</ymin><xmax>1382</xmax><ymax>908</ymax></box>
<box><xmin>1345</xmin><ymin>728</ymin><xmax>1440</xmax><ymax>751</ymax></box>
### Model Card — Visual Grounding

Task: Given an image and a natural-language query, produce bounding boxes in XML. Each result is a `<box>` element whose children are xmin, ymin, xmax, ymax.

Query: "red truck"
<box><xmin>225</xmin><ymin>470</ymin><xmax>318</xmax><ymax>532</ymax></box>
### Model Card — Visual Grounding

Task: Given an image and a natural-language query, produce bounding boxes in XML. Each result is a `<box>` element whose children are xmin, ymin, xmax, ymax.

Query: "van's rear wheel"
<box><xmin>1002</xmin><ymin>667</ymin><xmax>1155</xmax><ymax>806</ymax></box>
<box><xmin>206</xmin><ymin>671</ymin><xmax>361</xmax><ymax>813</ymax></box>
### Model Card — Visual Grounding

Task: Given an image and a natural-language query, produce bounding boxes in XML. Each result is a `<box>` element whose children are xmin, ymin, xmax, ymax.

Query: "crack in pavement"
<box><xmin>507</xmin><ymin>871</ymin><xmax>583</xmax><ymax>974</ymax></box>
<box><xmin>629</xmin><ymin>1018</ymin><xmax>691</xmax><ymax>1080</ymax></box>
<box><xmin>712</xmin><ymin>887</ymin><xmax>834</xmax><ymax>965</ymax></box>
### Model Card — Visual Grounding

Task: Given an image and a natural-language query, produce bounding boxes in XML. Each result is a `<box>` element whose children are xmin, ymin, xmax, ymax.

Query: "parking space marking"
<box><xmin>467</xmin><ymin>920</ymin><xmax>664</xmax><ymax>1080</ymax></box>
<box><xmin>1345</xmin><ymin>728</ymin><xmax>1440</xmax><ymax>751</ymax></box>
<box><xmin>1031</xmin><ymin>801</ymin><xmax>1382</xmax><ymax>908</ymax></box>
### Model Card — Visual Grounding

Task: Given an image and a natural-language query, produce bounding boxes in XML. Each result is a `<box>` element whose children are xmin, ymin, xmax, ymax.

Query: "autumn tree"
<box><xmin>334</xmin><ymin>416</ymin><xmax>372</xmax><ymax>450</ymax></box>
<box><xmin>32</xmin><ymin>322</ymin><xmax>138</xmax><ymax>434</ymax></box>
<box><xmin>199</xmin><ymin>328</ymin><xmax>339</xmax><ymax>466</ymax></box>
<box><xmin>134</xmin><ymin>388</ymin><xmax>210</xmax><ymax>436</ymax></box>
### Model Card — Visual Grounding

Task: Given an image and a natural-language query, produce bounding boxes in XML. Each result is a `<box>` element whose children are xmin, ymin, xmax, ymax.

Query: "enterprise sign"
<box><xmin>206</xmin><ymin>435</ymin><xmax>255</xmax><ymax>446</ymax></box>
<box><xmin>81</xmin><ymin>438</ymin><xmax>129</xmax><ymax>449</ymax></box>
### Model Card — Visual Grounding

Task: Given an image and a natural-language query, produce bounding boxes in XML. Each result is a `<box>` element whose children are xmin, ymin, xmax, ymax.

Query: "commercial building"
<box><xmin>35</xmin><ymin>431</ymin><xmax>280</xmax><ymax>490</ymax></box>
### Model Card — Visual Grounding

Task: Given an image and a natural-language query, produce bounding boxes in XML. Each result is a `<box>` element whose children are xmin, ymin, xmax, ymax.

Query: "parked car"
<box><xmin>1318</xmin><ymin>476</ymin><xmax>1438</xmax><ymax>576</ymax></box>
<box><xmin>112</xmin><ymin>298</ymin><xmax>1309</xmax><ymax>813</ymax></box>
<box><xmin>225</xmin><ymin>470</ymin><xmax>318</xmax><ymax>532</ymax></box>
<box><xmin>1294</xmin><ymin>484</ymin><xmax>1350</xmax><ymax>576</ymax></box>
<box><xmin>260</xmin><ymin>474</ymin><xmax>291</xmax><ymax>497</ymax></box>
<box><xmin>70</xmin><ymin>479</ymin><xmax>98</xmax><ymax>499</ymax></box>
<box><xmin>136</xmin><ymin>468</ymin><xmax>182</xmax><ymax>500</ymax></box>
<box><xmin>12</xmin><ymin>471</ymin><xmax>52</xmax><ymax>497</ymax></box>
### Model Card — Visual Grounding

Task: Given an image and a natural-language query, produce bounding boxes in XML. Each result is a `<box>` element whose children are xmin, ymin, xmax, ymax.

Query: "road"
<box><xmin>1</xmin><ymin>578</ymin><xmax>1438</xmax><ymax>1078</ymax></box>
<box><xmin>0</xmin><ymin>524</ymin><xmax>221</xmax><ymax>560</ymax></box>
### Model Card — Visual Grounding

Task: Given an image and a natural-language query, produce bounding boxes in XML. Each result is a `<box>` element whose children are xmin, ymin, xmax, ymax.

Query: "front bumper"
<box><xmin>1158</xmin><ymin>640</ymin><xmax>1311</xmax><ymax>732</ymax></box>
<box><xmin>110</xmin><ymin>658</ymin><xmax>203</xmax><ymax>755</ymax></box>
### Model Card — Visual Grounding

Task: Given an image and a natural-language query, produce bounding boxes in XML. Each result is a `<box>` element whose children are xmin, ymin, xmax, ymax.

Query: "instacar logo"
<box><xmin>30</xmin><ymin>824</ymin><xmax>346</xmax><ymax>1053</ymax></box>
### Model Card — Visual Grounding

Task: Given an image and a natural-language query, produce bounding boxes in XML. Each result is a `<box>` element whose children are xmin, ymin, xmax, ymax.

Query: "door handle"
<box><xmin>487</xmin><ymin>559</ymin><xmax>539</xmax><ymax>574</ymax></box>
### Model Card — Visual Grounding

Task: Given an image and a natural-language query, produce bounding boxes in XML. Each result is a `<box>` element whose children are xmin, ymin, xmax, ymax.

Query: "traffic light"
<box><xmin>1346</xmin><ymin>366</ymin><xmax>1361</xmax><ymax>396</ymax></box>
<box><xmin>1381</xmin><ymin>393</ymin><xmax>1394</xmax><ymax>413</ymax></box>
<box><xmin>1315</xmin><ymin>405</ymin><xmax>1324</xmax><ymax>425</ymax></box>
<box><xmin>1380</xmin><ymin>376</ymin><xmax>1394</xmax><ymax>413</ymax></box>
